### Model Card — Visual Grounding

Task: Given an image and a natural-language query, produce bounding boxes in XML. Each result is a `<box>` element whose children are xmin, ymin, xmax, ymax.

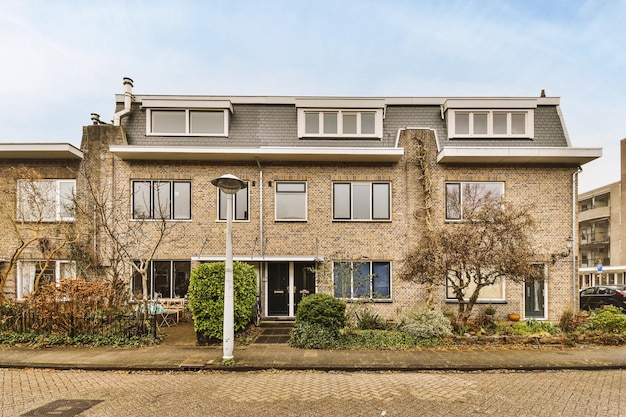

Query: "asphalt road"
<box><xmin>2</xmin><ymin>368</ymin><xmax>624</xmax><ymax>417</ymax></box>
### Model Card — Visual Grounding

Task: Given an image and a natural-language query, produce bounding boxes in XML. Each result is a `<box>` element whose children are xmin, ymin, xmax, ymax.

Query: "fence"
<box><xmin>0</xmin><ymin>309</ymin><xmax>158</xmax><ymax>339</ymax></box>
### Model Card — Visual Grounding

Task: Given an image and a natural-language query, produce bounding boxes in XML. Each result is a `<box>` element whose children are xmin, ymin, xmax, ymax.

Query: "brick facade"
<box><xmin>0</xmin><ymin>89</ymin><xmax>600</xmax><ymax>323</ymax></box>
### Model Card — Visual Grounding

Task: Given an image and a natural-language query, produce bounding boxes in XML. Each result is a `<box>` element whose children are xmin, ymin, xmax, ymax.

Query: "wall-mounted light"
<box><xmin>551</xmin><ymin>237</ymin><xmax>574</xmax><ymax>265</ymax></box>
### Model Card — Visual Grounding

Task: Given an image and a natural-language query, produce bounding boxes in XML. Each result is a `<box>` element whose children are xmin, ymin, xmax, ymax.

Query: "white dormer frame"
<box><xmin>142</xmin><ymin>99</ymin><xmax>233</xmax><ymax>137</ymax></box>
<box><xmin>447</xmin><ymin>109</ymin><xmax>535</xmax><ymax>139</ymax></box>
<box><xmin>443</xmin><ymin>98</ymin><xmax>536</xmax><ymax>139</ymax></box>
<box><xmin>297</xmin><ymin>108</ymin><xmax>384</xmax><ymax>139</ymax></box>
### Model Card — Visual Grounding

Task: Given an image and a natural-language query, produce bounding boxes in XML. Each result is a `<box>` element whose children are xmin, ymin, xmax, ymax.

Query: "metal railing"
<box><xmin>0</xmin><ymin>310</ymin><xmax>157</xmax><ymax>339</ymax></box>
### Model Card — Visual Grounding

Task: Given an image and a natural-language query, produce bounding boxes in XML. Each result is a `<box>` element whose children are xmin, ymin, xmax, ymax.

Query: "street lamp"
<box><xmin>211</xmin><ymin>174</ymin><xmax>247</xmax><ymax>361</ymax></box>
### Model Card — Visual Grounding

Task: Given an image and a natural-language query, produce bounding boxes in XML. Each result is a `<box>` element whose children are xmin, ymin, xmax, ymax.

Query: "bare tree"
<box><xmin>74</xmin><ymin>163</ymin><xmax>183</xmax><ymax>305</ymax></box>
<box><xmin>402</xmin><ymin>197</ymin><xmax>541</xmax><ymax>326</ymax></box>
<box><xmin>0</xmin><ymin>167</ymin><xmax>79</xmax><ymax>301</ymax></box>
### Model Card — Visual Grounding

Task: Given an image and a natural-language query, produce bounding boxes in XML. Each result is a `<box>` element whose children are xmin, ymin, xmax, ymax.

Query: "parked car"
<box><xmin>579</xmin><ymin>286</ymin><xmax>626</xmax><ymax>312</ymax></box>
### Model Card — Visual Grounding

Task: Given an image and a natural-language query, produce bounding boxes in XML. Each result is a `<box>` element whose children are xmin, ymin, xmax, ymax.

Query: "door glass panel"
<box><xmin>173</xmin><ymin>261</ymin><xmax>190</xmax><ymax>298</ymax></box>
<box><xmin>525</xmin><ymin>278</ymin><xmax>545</xmax><ymax>318</ymax></box>
<box><xmin>294</xmin><ymin>262</ymin><xmax>315</xmax><ymax>313</ymax></box>
<box><xmin>153</xmin><ymin>261</ymin><xmax>171</xmax><ymax>298</ymax></box>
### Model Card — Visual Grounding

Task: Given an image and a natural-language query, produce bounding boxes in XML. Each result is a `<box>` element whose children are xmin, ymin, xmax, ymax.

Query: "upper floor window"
<box><xmin>333</xmin><ymin>182</ymin><xmax>390</xmax><ymax>221</ymax></box>
<box><xmin>333</xmin><ymin>260</ymin><xmax>391</xmax><ymax>300</ymax></box>
<box><xmin>17</xmin><ymin>179</ymin><xmax>75</xmax><ymax>222</ymax></box>
<box><xmin>132</xmin><ymin>180</ymin><xmax>191</xmax><ymax>220</ymax></box>
<box><xmin>218</xmin><ymin>184</ymin><xmax>249</xmax><ymax>221</ymax></box>
<box><xmin>445</xmin><ymin>182</ymin><xmax>504</xmax><ymax>221</ymax></box>
<box><xmin>448</xmin><ymin>110</ymin><xmax>533</xmax><ymax>138</ymax></box>
<box><xmin>297</xmin><ymin>109</ymin><xmax>383</xmax><ymax>138</ymax></box>
<box><xmin>275</xmin><ymin>181</ymin><xmax>307</xmax><ymax>221</ymax></box>
<box><xmin>147</xmin><ymin>109</ymin><xmax>229</xmax><ymax>136</ymax></box>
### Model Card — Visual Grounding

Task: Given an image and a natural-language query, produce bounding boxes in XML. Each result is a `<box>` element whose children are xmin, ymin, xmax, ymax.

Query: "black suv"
<box><xmin>579</xmin><ymin>285</ymin><xmax>626</xmax><ymax>312</ymax></box>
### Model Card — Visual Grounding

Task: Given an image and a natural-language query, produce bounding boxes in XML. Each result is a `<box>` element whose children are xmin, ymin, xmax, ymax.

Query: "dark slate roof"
<box><xmin>116</xmin><ymin>100</ymin><xmax>568</xmax><ymax>150</ymax></box>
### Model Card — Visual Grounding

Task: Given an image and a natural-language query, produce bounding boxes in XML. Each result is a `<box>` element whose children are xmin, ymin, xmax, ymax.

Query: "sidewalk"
<box><xmin>2</xmin><ymin>322</ymin><xmax>626</xmax><ymax>372</ymax></box>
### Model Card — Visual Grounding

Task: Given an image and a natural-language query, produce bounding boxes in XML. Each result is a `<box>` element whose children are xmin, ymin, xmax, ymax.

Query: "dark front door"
<box><xmin>268</xmin><ymin>262</ymin><xmax>289</xmax><ymax>316</ymax></box>
<box><xmin>294</xmin><ymin>262</ymin><xmax>316</xmax><ymax>314</ymax></box>
<box><xmin>525</xmin><ymin>279</ymin><xmax>545</xmax><ymax>319</ymax></box>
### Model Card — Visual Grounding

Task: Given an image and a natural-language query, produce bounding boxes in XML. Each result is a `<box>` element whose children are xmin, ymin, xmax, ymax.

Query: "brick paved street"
<box><xmin>2</xmin><ymin>368</ymin><xmax>625</xmax><ymax>417</ymax></box>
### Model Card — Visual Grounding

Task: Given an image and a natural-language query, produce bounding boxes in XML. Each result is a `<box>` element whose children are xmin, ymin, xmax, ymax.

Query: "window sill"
<box><xmin>332</xmin><ymin>219</ymin><xmax>392</xmax><ymax>223</ymax></box>
<box><xmin>146</xmin><ymin>133</ymin><xmax>229</xmax><ymax>137</ymax></box>
<box><xmin>448</xmin><ymin>136</ymin><xmax>533</xmax><ymax>140</ymax></box>
<box><xmin>299</xmin><ymin>135</ymin><xmax>383</xmax><ymax>140</ymax></box>
<box><xmin>342</xmin><ymin>298</ymin><xmax>393</xmax><ymax>303</ymax></box>
<box><xmin>130</xmin><ymin>218</ymin><xmax>192</xmax><ymax>222</ymax></box>
<box><xmin>445</xmin><ymin>300</ymin><xmax>507</xmax><ymax>305</ymax></box>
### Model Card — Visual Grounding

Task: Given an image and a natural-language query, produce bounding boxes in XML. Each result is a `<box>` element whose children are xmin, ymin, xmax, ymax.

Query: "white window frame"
<box><xmin>445</xmin><ymin>181</ymin><xmax>504</xmax><ymax>221</ymax></box>
<box><xmin>333</xmin><ymin>260</ymin><xmax>392</xmax><ymax>301</ymax></box>
<box><xmin>297</xmin><ymin>109</ymin><xmax>383</xmax><ymax>138</ymax></box>
<box><xmin>218</xmin><ymin>183</ymin><xmax>250</xmax><ymax>222</ymax></box>
<box><xmin>146</xmin><ymin>109</ymin><xmax>229</xmax><ymax>137</ymax></box>
<box><xmin>275</xmin><ymin>181</ymin><xmax>307</xmax><ymax>221</ymax></box>
<box><xmin>447</xmin><ymin>109</ymin><xmax>534</xmax><ymax>138</ymax></box>
<box><xmin>17</xmin><ymin>260</ymin><xmax>76</xmax><ymax>300</ymax></box>
<box><xmin>445</xmin><ymin>273</ymin><xmax>506</xmax><ymax>303</ymax></box>
<box><xmin>131</xmin><ymin>180</ymin><xmax>191</xmax><ymax>220</ymax></box>
<box><xmin>333</xmin><ymin>181</ymin><xmax>391</xmax><ymax>221</ymax></box>
<box><xmin>17</xmin><ymin>179</ymin><xmax>76</xmax><ymax>222</ymax></box>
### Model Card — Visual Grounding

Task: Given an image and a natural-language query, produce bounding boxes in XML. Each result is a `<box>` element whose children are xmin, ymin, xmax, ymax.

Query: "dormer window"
<box><xmin>301</xmin><ymin>110</ymin><xmax>379</xmax><ymax>137</ymax></box>
<box><xmin>295</xmin><ymin>98</ymin><xmax>384</xmax><ymax>139</ymax></box>
<box><xmin>142</xmin><ymin>99</ymin><xmax>233</xmax><ymax>137</ymax></box>
<box><xmin>449</xmin><ymin>110</ymin><xmax>533</xmax><ymax>138</ymax></box>
<box><xmin>443</xmin><ymin>98</ymin><xmax>536</xmax><ymax>140</ymax></box>
<box><xmin>148</xmin><ymin>109</ymin><xmax>229</xmax><ymax>136</ymax></box>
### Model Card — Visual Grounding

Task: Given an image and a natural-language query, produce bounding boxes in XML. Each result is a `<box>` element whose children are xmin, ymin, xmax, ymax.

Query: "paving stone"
<box><xmin>2</xmin><ymin>368</ymin><xmax>625</xmax><ymax>417</ymax></box>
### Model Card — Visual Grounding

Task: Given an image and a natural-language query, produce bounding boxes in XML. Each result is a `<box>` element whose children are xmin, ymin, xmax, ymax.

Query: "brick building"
<box><xmin>0</xmin><ymin>79</ymin><xmax>601</xmax><ymax>321</ymax></box>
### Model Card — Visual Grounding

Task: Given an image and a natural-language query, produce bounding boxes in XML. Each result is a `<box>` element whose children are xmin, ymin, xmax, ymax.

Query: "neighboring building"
<box><xmin>0</xmin><ymin>144</ymin><xmax>83</xmax><ymax>299</ymax></box>
<box><xmin>578</xmin><ymin>138</ymin><xmax>626</xmax><ymax>289</ymax></box>
<box><xmin>0</xmin><ymin>78</ymin><xmax>601</xmax><ymax>321</ymax></box>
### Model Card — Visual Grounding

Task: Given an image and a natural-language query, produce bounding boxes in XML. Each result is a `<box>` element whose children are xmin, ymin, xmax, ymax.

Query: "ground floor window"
<box><xmin>333</xmin><ymin>261</ymin><xmax>391</xmax><ymax>300</ymax></box>
<box><xmin>445</xmin><ymin>275</ymin><xmax>505</xmax><ymax>302</ymax></box>
<box><xmin>131</xmin><ymin>260</ymin><xmax>190</xmax><ymax>299</ymax></box>
<box><xmin>17</xmin><ymin>260</ymin><xmax>75</xmax><ymax>299</ymax></box>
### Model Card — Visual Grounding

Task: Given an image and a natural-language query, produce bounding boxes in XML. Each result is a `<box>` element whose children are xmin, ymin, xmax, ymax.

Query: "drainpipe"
<box><xmin>573</xmin><ymin>166</ymin><xmax>583</xmax><ymax>313</ymax></box>
<box><xmin>113</xmin><ymin>77</ymin><xmax>134</xmax><ymax>126</ymax></box>
<box><xmin>256</xmin><ymin>158</ymin><xmax>264</xmax><ymax>315</ymax></box>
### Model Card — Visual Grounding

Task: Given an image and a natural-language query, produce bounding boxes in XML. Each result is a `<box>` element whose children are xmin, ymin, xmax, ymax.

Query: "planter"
<box><xmin>508</xmin><ymin>313</ymin><xmax>521</xmax><ymax>322</ymax></box>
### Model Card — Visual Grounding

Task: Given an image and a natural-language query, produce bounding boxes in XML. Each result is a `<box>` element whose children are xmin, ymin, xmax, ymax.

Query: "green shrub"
<box><xmin>525</xmin><ymin>318</ymin><xmax>559</xmax><ymax>335</ymax></box>
<box><xmin>295</xmin><ymin>293</ymin><xmax>346</xmax><ymax>329</ymax></box>
<box><xmin>354</xmin><ymin>308</ymin><xmax>388</xmax><ymax>330</ymax></box>
<box><xmin>589</xmin><ymin>306</ymin><xmax>626</xmax><ymax>333</ymax></box>
<box><xmin>398</xmin><ymin>307</ymin><xmax>453</xmax><ymax>339</ymax></box>
<box><xmin>289</xmin><ymin>322</ymin><xmax>339</xmax><ymax>349</ymax></box>
<box><xmin>188</xmin><ymin>262</ymin><xmax>257</xmax><ymax>340</ymax></box>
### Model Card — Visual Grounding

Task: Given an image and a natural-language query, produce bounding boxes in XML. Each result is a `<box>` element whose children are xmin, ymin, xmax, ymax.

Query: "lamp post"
<box><xmin>211</xmin><ymin>174</ymin><xmax>247</xmax><ymax>361</ymax></box>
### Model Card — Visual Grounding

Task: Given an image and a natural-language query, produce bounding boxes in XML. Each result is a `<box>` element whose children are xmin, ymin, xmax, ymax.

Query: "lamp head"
<box><xmin>211</xmin><ymin>174</ymin><xmax>247</xmax><ymax>195</ymax></box>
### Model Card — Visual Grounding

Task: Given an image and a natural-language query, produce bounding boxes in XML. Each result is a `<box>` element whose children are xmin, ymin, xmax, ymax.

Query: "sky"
<box><xmin>0</xmin><ymin>0</ymin><xmax>624</xmax><ymax>193</ymax></box>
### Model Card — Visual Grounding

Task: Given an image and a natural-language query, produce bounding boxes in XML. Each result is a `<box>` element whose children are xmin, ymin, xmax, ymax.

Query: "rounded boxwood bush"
<box><xmin>188</xmin><ymin>262</ymin><xmax>257</xmax><ymax>340</ymax></box>
<box><xmin>290</xmin><ymin>293</ymin><xmax>346</xmax><ymax>349</ymax></box>
<box><xmin>295</xmin><ymin>293</ymin><xmax>346</xmax><ymax>329</ymax></box>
